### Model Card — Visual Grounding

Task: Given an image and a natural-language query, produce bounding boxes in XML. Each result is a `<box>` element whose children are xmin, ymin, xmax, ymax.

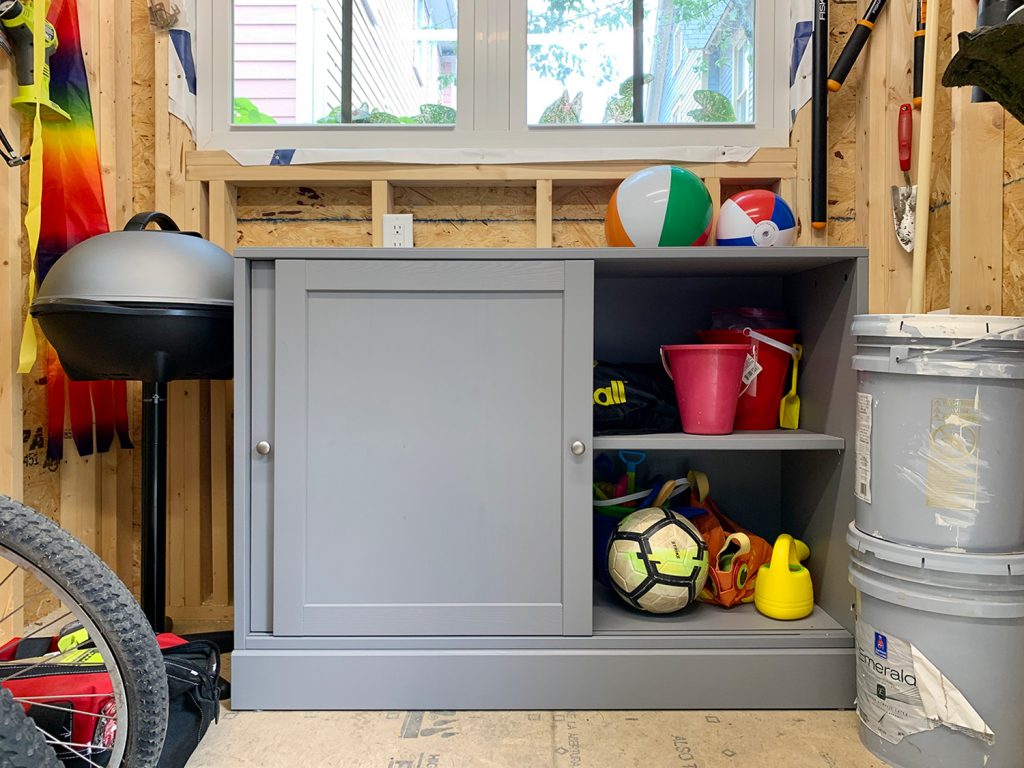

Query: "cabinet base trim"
<box><xmin>230</xmin><ymin>648</ymin><xmax>855</xmax><ymax>710</ymax></box>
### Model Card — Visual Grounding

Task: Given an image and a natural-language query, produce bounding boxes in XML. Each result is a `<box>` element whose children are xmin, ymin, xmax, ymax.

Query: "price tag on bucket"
<box><xmin>741</xmin><ymin>353</ymin><xmax>763</xmax><ymax>393</ymax></box>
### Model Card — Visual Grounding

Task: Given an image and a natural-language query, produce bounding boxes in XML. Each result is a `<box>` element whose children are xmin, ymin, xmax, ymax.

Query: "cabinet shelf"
<box><xmin>593</xmin><ymin>584</ymin><xmax>851</xmax><ymax>640</ymax></box>
<box><xmin>593</xmin><ymin>430</ymin><xmax>845</xmax><ymax>452</ymax></box>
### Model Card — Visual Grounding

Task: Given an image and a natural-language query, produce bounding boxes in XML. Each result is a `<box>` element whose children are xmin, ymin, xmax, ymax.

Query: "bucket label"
<box><xmin>855</xmin><ymin>393</ymin><xmax>872</xmax><ymax>503</ymax></box>
<box><xmin>741</xmin><ymin>353</ymin><xmax>762</xmax><ymax>390</ymax></box>
<box><xmin>925</xmin><ymin>398</ymin><xmax>981</xmax><ymax>512</ymax></box>
<box><xmin>856</xmin><ymin>621</ymin><xmax>994</xmax><ymax>746</ymax></box>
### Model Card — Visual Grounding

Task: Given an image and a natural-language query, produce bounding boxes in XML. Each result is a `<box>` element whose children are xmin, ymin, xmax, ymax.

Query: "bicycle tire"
<box><xmin>0</xmin><ymin>495</ymin><xmax>169</xmax><ymax>768</ymax></box>
<box><xmin>0</xmin><ymin>686</ymin><xmax>60</xmax><ymax>768</ymax></box>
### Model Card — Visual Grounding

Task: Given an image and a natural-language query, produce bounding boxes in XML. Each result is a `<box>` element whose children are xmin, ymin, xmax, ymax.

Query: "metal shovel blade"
<box><xmin>891</xmin><ymin>184</ymin><xmax>917</xmax><ymax>252</ymax></box>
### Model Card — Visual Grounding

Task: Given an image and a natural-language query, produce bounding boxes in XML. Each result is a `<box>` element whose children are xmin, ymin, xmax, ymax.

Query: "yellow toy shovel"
<box><xmin>779</xmin><ymin>343</ymin><xmax>803</xmax><ymax>430</ymax></box>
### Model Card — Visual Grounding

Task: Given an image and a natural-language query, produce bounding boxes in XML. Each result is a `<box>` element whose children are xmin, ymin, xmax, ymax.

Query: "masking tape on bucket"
<box><xmin>856</xmin><ymin>621</ymin><xmax>993</xmax><ymax>746</ymax></box>
<box><xmin>925</xmin><ymin>398</ymin><xmax>982</xmax><ymax>514</ymax></box>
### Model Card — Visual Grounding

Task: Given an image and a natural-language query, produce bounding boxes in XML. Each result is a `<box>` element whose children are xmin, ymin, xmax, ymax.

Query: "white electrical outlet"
<box><xmin>382</xmin><ymin>214</ymin><xmax>414</xmax><ymax>248</ymax></box>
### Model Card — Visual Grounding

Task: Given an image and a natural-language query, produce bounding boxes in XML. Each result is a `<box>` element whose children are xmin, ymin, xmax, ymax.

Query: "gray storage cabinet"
<box><xmin>233</xmin><ymin>247</ymin><xmax>867</xmax><ymax>710</ymax></box>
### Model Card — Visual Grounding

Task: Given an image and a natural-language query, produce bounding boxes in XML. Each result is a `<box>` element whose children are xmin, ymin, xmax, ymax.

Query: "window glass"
<box><xmin>232</xmin><ymin>0</ymin><xmax>457</xmax><ymax>126</ymax></box>
<box><xmin>526</xmin><ymin>0</ymin><xmax>754</xmax><ymax>126</ymax></box>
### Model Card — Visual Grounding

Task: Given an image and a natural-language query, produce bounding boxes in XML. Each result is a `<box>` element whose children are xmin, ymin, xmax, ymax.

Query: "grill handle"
<box><xmin>124</xmin><ymin>211</ymin><xmax>181</xmax><ymax>232</ymax></box>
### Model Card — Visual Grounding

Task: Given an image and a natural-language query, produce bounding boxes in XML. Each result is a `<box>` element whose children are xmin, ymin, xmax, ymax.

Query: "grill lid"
<box><xmin>34</xmin><ymin>211</ymin><xmax>233</xmax><ymax>308</ymax></box>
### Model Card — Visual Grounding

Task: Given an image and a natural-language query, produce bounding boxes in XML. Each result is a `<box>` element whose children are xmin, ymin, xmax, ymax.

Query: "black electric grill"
<box><xmin>32</xmin><ymin>211</ymin><xmax>233</xmax><ymax>381</ymax></box>
<box><xmin>31</xmin><ymin>211</ymin><xmax>233</xmax><ymax>638</ymax></box>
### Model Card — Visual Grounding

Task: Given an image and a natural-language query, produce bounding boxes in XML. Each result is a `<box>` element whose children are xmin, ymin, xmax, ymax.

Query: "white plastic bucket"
<box><xmin>852</xmin><ymin>314</ymin><xmax>1024</xmax><ymax>552</ymax></box>
<box><xmin>848</xmin><ymin>523</ymin><xmax>1024</xmax><ymax>768</ymax></box>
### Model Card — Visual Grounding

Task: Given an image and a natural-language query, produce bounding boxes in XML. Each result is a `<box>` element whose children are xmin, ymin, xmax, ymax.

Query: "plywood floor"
<box><xmin>187</xmin><ymin>708</ymin><xmax>886</xmax><ymax>767</ymax></box>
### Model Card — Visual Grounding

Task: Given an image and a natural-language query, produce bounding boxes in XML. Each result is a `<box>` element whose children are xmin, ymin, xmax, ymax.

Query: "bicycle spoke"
<box><xmin>18</xmin><ymin>610</ymin><xmax>72</xmax><ymax>643</ymax></box>
<box><xmin>0</xmin><ymin>587</ymin><xmax>63</xmax><ymax>630</ymax></box>
<box><xmin>12</xmin><ymin>693</ymin><xmax>114</xmax><ymax>701</ymax></box>
<box><xmin>0</xmin><ymin>566</ymin><xmax>19</xmax><ymax>593</ymax></box>
<box><xmin>0</xmin><ymin>603</ymin><xmax>25</xmax><ymax>626</ymax></box>
<box><xmin>40</xmin><ymin>733</ymin><xmax>108</xmax><ymax>768</ymax></box>
<box><xmin>11</xmin><ymin>698</ymin><xmax>115</xmax><ymax>721</ymax></box>
<box><xmin>0</xmin><ymin>629</ymin><xmax>93</xmax><ymax>685</ymax></box>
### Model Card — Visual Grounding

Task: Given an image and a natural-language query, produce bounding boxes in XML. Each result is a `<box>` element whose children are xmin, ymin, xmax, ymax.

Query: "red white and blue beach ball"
<box><xmin>716</xmin><ymin>190</ymin><xmax>797</xmax><ymax>247</ymax></box>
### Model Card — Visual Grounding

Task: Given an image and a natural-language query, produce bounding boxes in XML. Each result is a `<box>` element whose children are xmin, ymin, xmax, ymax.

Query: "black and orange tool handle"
<box><xmin>812</xmin><ymin>0</ymin><xmax>828</xmax><ymax>229</ymax></box>
<box><xmin>828</xmin><ymin>0</ymin><xmax>888</xmax><ymax>92</ymax></box>
<box><xmin>913</xmin><ymin>1</ymin><xmax>927</xmax><ymax>107</ymax></box>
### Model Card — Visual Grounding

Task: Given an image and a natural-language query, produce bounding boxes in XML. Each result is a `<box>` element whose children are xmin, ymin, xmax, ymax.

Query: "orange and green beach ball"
<box><xmin>605</xmin><ymin>165</ymin><xmax>714</xmax><ymax>247</ymax></box>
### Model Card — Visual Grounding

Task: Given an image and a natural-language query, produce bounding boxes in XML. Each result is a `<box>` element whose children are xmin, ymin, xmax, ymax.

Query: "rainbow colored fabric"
<box><xmin>37</xmin><ymin>0</ymin><xmax>129</xmax><ymax>459</ymax></box>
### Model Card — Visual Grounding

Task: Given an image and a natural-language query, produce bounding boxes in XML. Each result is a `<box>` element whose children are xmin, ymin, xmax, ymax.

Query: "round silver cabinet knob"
<box><xmin>570</xmin><ymin>440</ymin><xmax>586</xmax><ymax>456</ymax></box>
<box><xmin>255</xmin><ymin>441</ymin><xmax>272</xmax><ymax>456</ymax></box>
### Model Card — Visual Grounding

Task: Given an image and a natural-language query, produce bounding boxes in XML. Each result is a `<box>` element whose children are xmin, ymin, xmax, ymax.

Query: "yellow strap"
<box><xmin>687</xmin><ymin>470</ymin><xmax>711</xmax><ymax>504</ymax></box>
<box><xmin>16</xmin><ymin>0</ymin><xmax>46</xmax><ymax>374</ymax></box>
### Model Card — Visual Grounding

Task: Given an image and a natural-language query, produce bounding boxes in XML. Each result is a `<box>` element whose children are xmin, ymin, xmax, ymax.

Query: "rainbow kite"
<box><xmin>20</xmin><ymin>0</ymin><xmax>129</xmax><ymax>459</ymax></box>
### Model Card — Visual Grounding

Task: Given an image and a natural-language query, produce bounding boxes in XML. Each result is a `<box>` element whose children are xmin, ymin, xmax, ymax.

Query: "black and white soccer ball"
<box><xmin>607</xmin><ymin>507</ymin><xmax>709</xmax><ymax>614</ymax></box>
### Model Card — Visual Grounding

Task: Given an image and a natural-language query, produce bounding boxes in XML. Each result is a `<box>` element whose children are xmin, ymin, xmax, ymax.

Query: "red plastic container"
<box><xmin>698</xmin><ymin>329</ymin><xmax>799</xmax><ymax>430</ymax></box>
<box><xmin>660</xmin><ymin>344</ymin><xmax>749</xmax><ymax>435</ymax></box>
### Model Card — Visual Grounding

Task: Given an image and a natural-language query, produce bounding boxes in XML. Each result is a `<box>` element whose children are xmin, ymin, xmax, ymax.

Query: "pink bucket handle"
<box><xmin>660</xmin><ymin>346</ymin><xmax>673</xmax><ymax>380</ymax></box>
<box><xmin>743</xmin><ymin>328</ymin><xmax>799</xmax><ymax>358</ymax></box>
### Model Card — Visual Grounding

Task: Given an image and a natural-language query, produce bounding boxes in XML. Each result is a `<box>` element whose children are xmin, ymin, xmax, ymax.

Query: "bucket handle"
<box><xmin>659</xmin><ymin>346</ymin><xmax>673</xmax><ymax>380</ymax></box>
<box><xmin>743</xmin><ymin>328</ymin><xmax>799</xmax><ymax>359</ymax></box>
<box><xmin>593</xmin><ymin>477</ymin><xmax>689</xmax><ymax>507</ymax></box>
<box><xmin>894</xmin><ymin>323</ymin><xmax>1024</xmax><ymax>363</ymax></box>
<box><xmin>769</xmin><ymin>533</ymin><xmax>797</xmax><ymax>571</ymax></box>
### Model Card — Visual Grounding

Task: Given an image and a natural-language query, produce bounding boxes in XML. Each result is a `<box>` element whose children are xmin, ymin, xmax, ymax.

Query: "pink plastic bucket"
<box><xmin>698</xmin><ymin>329</ymin><xmax>799</xmax><ymax>430</ymax></box>
<box><xmin>660</xmin><ymin>344</ymin><xmax>749</xmax><ymax>435</ymax></box>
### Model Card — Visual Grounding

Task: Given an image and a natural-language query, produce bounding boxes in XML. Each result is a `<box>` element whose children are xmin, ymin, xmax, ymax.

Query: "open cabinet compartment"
<box><xmin>591</xmin><ymin>251</ymin><xmax>865</xmax><ymax>646</ymax></box>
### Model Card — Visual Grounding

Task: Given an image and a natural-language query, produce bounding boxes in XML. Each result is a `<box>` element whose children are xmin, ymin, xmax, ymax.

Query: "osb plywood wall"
<box><xmin>2</xmin><ymin>0</ymin><xmax>1022</xmax><ymax>631</ymax></box>
<box><xmin>1005</xmin><ymin>119</ymin><xmax>1024</xmax><ymax>312</ymax></box>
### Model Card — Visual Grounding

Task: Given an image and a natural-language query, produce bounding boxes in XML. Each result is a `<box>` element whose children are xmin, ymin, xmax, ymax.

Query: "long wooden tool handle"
<box><xmin>811</xmin><ymin>0</ymin><xmax>829</xmax><ymax>229</ymax></box>
<box><xmin>911</xmin><ymin>0</ymin><xmax>941</xmax><ymax>313</ymax></box>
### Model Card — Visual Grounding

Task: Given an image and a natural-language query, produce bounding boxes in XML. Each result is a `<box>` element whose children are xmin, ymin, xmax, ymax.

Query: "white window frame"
<box><xmin>198</xmin><ymin>0</ymin><xmax>791</xmax><ymax>161</ymax></box>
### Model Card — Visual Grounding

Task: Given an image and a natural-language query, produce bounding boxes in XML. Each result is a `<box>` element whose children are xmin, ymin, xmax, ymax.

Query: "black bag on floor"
<box><xmin>158</xmin><ymin>639</ymin><xmax>222</xmax><ymax>768</ymax></box>
<box><xmin>593</xmin><ymin>361</ymin><xmax>680</xmax><ymax>435</ymax></box>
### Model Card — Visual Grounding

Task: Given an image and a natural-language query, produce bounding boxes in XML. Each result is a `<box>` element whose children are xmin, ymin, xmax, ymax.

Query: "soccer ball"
<box><xmin>607</xmin><ymin>508</ymin><xmax>709</xmax><ymax>614</ymax></box>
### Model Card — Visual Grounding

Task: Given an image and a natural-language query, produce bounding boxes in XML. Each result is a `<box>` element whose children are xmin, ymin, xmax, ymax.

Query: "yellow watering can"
<box><xmin>754</xmin><ymin>534</ymin><xmax>814</xmax><ymax>620</ymax></box>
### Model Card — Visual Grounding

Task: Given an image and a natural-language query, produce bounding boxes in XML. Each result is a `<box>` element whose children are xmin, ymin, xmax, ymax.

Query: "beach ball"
<box><xmin>716</xmin><ymin>190</ymin><xmax>797</xmax><ymax>247</ymax></box>
<box><xmin>605</xmin><ymin>165</ymin><xmax>713</xmax><ymax>247</ymax></box>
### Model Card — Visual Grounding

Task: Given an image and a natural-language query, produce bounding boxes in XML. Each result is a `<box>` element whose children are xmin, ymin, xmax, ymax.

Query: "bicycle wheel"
<box><xmin>0</xmin><ymin>495</ymin><xmax>168</xmax><ymax>768</ymax></box>
<box><xmin>0</xmin><ymin>687</ymin><xmax>60</xmax><ymax>768</ymax></box>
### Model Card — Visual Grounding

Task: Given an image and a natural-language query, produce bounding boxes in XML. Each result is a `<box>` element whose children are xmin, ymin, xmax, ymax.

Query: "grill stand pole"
<box><xmin>140</xmin><ymin>381</ymin><xmax>167</xmax><ymax>633</ymax></box>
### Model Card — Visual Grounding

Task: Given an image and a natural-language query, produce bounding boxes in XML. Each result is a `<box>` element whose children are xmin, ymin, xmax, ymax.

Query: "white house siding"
<box><xmin>352</xmin><ymin>0</ymin><xmax>430</xmax><ymax>117</ymax></box>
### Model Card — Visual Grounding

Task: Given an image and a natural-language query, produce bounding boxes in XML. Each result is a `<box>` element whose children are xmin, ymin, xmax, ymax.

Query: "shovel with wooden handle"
<box><xmin>891</xmin><ymin>103</ymin><xmax>916</xmax><ymax>252</ymax></box>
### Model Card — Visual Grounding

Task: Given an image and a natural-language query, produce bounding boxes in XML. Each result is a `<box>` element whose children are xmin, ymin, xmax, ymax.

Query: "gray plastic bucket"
<box><xmin>852</xmin><ymin>314</ymin><xmax>1024</xmax><ymax>552</ymax></box>
<box><xmin>848</xmin><ymin>523</ymin><xmax>1024</xmax><ymax>768</ymax></box>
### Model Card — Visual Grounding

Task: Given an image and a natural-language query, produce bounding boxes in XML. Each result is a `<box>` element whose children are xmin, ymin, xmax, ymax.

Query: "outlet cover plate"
<box><xmin>383</xmin><ymin>214</ymin><xmax>414</xmax><ymax>248</ymax></box>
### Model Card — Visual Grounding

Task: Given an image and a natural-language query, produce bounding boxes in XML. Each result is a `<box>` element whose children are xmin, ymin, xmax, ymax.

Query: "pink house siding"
<box><xmin>233</xmin><ymin>0</ymin><xmax>453</xmax><ymax>124</ymax></box>
<box><xmin>233</xmin><ymin>2</ymin><xmax>301</xmax><ymax>122</ymax></box>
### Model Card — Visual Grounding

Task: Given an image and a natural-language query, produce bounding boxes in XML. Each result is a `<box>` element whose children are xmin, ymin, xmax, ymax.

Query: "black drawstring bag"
<box><xmin>593</xmin><ymin>362</ymin><xmax>680</xmax><ymax>435</ymax></box>
<box><xmin>158</xmin><ymin>639</ymin><xmax>224</xmax><ymax>768</ymax></box>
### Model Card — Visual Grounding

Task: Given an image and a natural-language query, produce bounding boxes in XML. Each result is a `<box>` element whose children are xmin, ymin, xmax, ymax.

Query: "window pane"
<box><xmin>232</xmin><ymin>0</ymin><xmax>457</xmax><ymax>126</ymax></box>
<box><xmin>526</xmin><ymin>0</ymin><xmax>754</xmax><ymax>126</ymax></box>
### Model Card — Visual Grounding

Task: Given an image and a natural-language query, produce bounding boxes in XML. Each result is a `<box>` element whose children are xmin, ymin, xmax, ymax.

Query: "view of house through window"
<box><xmin>231</xmin><ymin>0</ymin><xmax>751</xmax><ymax>128</ymax></box>
<box><xmin>232</xmin><ymin>0</ymin><xmax>457</xmax><ymax>125</ymax></box>
<box><xmin>528</xmin><ymin>0</ymin><xmax>754</xmax><ymax>125</ymax></box>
